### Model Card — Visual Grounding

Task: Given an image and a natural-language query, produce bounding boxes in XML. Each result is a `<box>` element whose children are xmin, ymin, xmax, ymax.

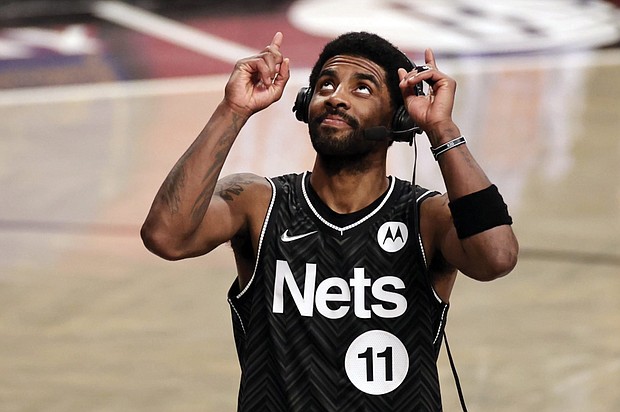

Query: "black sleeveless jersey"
<box><xmin>227</xmin><ymin>172</ymin><xmax>449</xmax><ymax>411</ymax></box>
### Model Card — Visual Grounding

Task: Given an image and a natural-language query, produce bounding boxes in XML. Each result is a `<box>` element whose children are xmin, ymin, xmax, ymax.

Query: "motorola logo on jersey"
<box><xmin>272</xmin><ymin>260</ymin><xmax>407</xmax><ymax>320</ymax></box>
<box><xmin>377</xmin><ymin>222</ymin><xmax>408</xmax><ymax>253</ymax></box>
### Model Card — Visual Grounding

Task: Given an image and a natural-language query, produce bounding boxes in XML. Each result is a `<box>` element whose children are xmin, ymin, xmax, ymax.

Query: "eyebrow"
<box><xmin>318</xmin><ymin>68</ymin><xmax>338</xmax><ymax>80</ymax></box>
<box><xmin>354</xmin><ymin>72</ymin><xmax>381</xmax><ymax>89</ymax></box>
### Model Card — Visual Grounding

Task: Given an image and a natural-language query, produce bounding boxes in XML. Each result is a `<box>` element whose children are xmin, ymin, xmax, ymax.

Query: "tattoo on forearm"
<box><xmin>190</xmin><ymin>149</ymin><xmax>226</xmax><ymax>225</ymax></box>
<box><xmin>162</xmin><ymin>162</ymin><xmax>185</xmax><ymax>215</ymax></box>
<box><xmin>190</xmin><ymin>113</ymin><xmax>244</xmax><ymax>225</ymax></box>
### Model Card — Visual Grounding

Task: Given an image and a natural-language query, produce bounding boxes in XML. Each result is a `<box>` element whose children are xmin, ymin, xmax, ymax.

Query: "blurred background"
<box><xmin>1</xmin><ymin>0</ymin><xmax>619</xmax><ymax>411</ymax></box>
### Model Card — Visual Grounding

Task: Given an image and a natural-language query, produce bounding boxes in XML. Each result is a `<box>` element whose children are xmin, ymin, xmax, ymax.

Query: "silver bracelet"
<box><xmin>430</xmin><ymin>136</ymin><xmax>467</xmax><ymax>160</ymax></box>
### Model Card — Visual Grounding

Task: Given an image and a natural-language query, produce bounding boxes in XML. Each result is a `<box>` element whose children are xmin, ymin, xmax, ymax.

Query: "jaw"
<box><xmin>308</xmin><ymin>115</ymin><xmax>390</xmax><ymax>175</ymax></box>
<box><xmin>312</xmin><ymin>138</ymin><xmax>388</xmax><ymax>177</ymax></box>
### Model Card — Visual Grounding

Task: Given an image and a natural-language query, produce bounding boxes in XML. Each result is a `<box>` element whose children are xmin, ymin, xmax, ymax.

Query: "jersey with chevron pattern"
<box><xmin>228</xmin><ymin>172</ymin><xmax>449</xmax><ymax>411</ymax></box>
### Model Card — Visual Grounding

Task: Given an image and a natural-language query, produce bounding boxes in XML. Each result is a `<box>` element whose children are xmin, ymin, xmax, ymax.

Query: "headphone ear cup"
<box><xmin>293</xmin><ymin>87</ymin><xmax>312</xmax><ymax>123</ymax></box>
<box><xmin>391</xmin><ymin>105</ymin><xmax>421</xmax><ymax>143</ymax></box>
<box><xmin>392</xmin><ymin>105</ymin><xmax>415</xmax><ymax>133</ymax></box>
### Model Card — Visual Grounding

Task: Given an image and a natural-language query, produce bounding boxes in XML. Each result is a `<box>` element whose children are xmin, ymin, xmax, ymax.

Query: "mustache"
<box><xmin>312</xmin><ymin>110</ymin><xmax>360</xmax><ymax>129</ymax></box>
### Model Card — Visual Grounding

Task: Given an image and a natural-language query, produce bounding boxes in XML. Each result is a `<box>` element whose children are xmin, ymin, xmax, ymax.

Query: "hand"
<box><xmin>398</xmin><ymin>49</ymin><xmax>459</xmax><ymax>142</ymax></box>
<box><xmin>224</xmin><ymin>32</ymin><xmax>291</xmax><ymax>119</ymax></box>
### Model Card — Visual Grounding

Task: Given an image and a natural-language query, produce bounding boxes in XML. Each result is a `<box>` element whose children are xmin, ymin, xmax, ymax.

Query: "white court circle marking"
<box><xmin>289</xmin><ymin>0</ymin><xmax>620</xmax><ymax>54</ymax></box>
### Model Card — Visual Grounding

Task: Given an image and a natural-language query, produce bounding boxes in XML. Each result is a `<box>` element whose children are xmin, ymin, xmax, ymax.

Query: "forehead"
<box><xmin>319</xmin><ymin>55</ymin><xmax>388</xmax><ymax>84</ymax></box>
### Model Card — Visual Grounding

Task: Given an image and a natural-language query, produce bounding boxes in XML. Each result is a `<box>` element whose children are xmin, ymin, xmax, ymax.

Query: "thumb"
<box><xmin>274</xmin><ymin>58</ymin><xmax>291</xmax><ymax>88</ymax></box>
<box><xmin>398</xmin><ymin>68</ymin><xmax>408</xmax><ymax>82</ymax></box>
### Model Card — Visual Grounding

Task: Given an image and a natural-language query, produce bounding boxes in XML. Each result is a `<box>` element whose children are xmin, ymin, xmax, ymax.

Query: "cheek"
<box><xmin>361</xmin><ymin>103</ymin><xmax>393</xmax><ymax>128</ymax></box>
<box><xmin>307</xmin><ymin>96</ymin><xmax>325</xmax><ymax>120</ymax></box>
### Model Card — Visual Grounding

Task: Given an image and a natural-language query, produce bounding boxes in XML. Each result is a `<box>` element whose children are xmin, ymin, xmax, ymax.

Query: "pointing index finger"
<box><xmin>271</xmin><ymin>31</ymin><xmax>284</xmax><ymax>50</ymax></box>
<box><xmin>257</xmin><ymin>32</ymin><xmax>284</xmax><ymax>87</ymax></box>
<box><xmin>425</xmin><ymin>48</ymin><xmax>437</xmax><ymax>69</ymax></box>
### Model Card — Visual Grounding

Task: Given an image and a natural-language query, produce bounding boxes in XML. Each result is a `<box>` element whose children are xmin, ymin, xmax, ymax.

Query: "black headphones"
<box><xmin>292</xmin><ymin>60</ymin><xmax>427</xmax><ymax>143</ymax></box>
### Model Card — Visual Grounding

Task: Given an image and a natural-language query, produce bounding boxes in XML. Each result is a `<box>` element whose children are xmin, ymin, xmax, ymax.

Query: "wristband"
<box><xmin>431</xmin><ymin>136</ymin><xmax>467</xmax><ymax>160</ymax></box>
<box><xmin>448</xmin><ymin>185</ymin><xmax>513</xmax><ymax>239</ymax></box>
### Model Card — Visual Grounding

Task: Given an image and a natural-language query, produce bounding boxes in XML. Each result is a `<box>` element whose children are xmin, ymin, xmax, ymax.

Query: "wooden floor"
<box><xmin>1</xmin><ymin>4</ymin><xmax>619</xmax><ymax>411</ymax></box>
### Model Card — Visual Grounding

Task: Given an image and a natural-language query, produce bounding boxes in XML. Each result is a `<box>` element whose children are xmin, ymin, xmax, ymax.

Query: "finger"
<box><xmin>271</xmin><ymin>31</ymin><xmax>284</xmax><ymax>49</ymax></box>
<box><xmin>255</xmin><ymin>50</ymin><xmax>282</xmax><ymax>86</ymax></box>
<box><xmin>274</xmin><ymin>58</ymin><xmax>291</xmax><ymax>87</ymax></box>
<box><xmin>270</xmin><ymin>58</ymin><xmax>290</xmax><ymax>100</ymax></box>
<box><xmin>398</xmin><ymin>67</ymin><xmax>408</xmax><ymax>82</ymax></box>
<box><xmin>399</xmin><ymin>67</ymin><xmax>419</xmax><ymax>85</ymax></box>
<box><xmin>250</xmin><ymin>58</ymin><xmax>275</xmax><ymax>87</ymax></box>
<box><xmin>260</xmin><ymin>33</ymin><xmax>284</xmax><ymax>86</ymax></box>
<box><xmin>425</xmin><ymin>48</ymin><xmax>437</xmax><ymax>69</ymax></box>
<box><xmin>399</xmin><ymin>67</ymin><xmax>425</xmax><ymax>87</ymax></box>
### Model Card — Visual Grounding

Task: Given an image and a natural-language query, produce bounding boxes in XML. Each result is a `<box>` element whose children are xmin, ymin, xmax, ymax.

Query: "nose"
<box><xmin>325</xmin><ymin>85</ymin><xmax>350</xmax><ymax>111</ymax></box>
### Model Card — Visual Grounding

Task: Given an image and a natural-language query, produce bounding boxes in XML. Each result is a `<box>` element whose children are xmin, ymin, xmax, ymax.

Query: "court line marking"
<box><xmin>2</xmin><ymin>218</ymin><xmax>618</xmax><ymax>267</ymax></box>
<box><xmin>0</xmin><ymin>68</ymin><xmax>311</xmax><ymax>106</ymax></box>
<box><xmin>2</xmin><ymin>0</ymin><xmax>620</xmax><ymax>107</ymax></box>
<box><xmin>520</xmin><ymin>248</ymin><xmax>620</xmax><ymax>268</ymax></box>
<box><xmin>2</xmin><ymin>47</ymin><xmax>620</xmax><ymax>106</ymax></box>
<box><xmin>0</xmin><ymin>73</ymin><xmax>234</xmax><ymax>106</ymax></box>
<box><xmin>3</xmin><ymin>0</ymin><xmax>620</xmax><ymax>106</ymax></box>
<box><xmin>91</xmin><ymin>0</ymin><xmax>257</xmax><ymax>62</ymax></box>
<box><xmin>0</xmin><ymin>219</ymin><xmax>139</xmax><ymax>237</ymax></box>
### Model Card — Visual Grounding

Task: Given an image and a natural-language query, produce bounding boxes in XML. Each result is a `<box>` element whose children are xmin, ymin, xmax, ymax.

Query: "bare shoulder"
<box><xmin>215</xmin><ymin>172</ymin><xmax>272</xmax><ymax>203</ymax></box>
<box><xmin>419</xmin><ymin>193</ymin><xmax>451</xmax><ymax>257</ymax></box>
<box><xmin>213</xmin><ymin>172</ymin><xmax>273</xmax><ymax>236</ymax></box>
<box><xmin>213</xmin><ymin>173</ymin><xmax>272</xmax><ymax>284</ymax></box>
<box><xmin>420</xmin><ymin>193</ymin><xmax>451</xmax><ymax>226</ymax></box>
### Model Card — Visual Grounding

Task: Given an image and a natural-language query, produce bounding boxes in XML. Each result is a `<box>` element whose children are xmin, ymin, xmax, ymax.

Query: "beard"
<box><xmin>308</xmin><ymin>111</ymin><xmax>378</xmax><ymax>174</ymax></box>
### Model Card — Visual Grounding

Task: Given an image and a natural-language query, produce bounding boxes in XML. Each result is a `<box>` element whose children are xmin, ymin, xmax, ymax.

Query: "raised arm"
<box><xmin>141</xmin><ymin>32</ymin><xmax>290</xmax><ymax>260</ymax></box>
<box><xmin>399</xmin><ymin>49</ymin><xmax>518</xmax><ymax>282</ymax></box>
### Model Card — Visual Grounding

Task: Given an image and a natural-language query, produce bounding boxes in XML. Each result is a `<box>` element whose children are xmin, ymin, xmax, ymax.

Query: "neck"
<box><xmin>310</xmin><ymin>157</ymin><xmax>389</xmax><ymax>214</ymax></box>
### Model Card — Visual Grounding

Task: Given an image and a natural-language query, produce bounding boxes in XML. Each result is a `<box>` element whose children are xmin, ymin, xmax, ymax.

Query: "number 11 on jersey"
<box><xmin>345</xmin><ymin>330</ymin><xmax>409</xmax><ymax>395</ymax></box>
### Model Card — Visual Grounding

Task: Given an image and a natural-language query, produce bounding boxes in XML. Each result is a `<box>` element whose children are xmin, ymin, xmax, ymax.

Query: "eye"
<box><xmin>319</xmin><ymin>80</ymin><xmax>335</xmax><ymax>91</ymax></box>
<box><xmin>356</xmin><ymin>84</ymin><xmax>372</xmax><ymax>95</ymax></box>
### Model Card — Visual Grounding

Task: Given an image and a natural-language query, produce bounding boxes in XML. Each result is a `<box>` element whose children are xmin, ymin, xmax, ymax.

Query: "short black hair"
<box><xmin>309</xmin><ymin>32</ymin><xmax>414</xmax><ymax>111</ymax></box>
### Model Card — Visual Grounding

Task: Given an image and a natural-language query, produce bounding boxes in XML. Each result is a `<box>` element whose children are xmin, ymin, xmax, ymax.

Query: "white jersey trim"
<box><xmin>235</xmin><ymin>177</ymin><xmax>277</xmax><ymax>299</ymax></box>
<box><xmin>415</xmin><ymin>189</ymin><xmax>445</xmax><ymax>305</ymax></box>
<box><xmin>301</xmin><ymin>171</ymin><xmax>396</xmax><ymax>236</ymax></box>
<box><xmin>433</xmin><ymin>304</ymin><xmax>449</xmax><ymax>345</ymax></box>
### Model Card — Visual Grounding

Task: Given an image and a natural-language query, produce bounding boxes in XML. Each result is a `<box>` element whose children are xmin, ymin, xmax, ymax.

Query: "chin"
<box><xmin>309</xmin><ymin>126</ymin><xmax>375</xmax><ymax>157</ymax></box>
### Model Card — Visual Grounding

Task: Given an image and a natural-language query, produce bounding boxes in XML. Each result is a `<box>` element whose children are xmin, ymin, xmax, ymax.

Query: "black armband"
<box><xmin>448</xmin><ymin>185</ymin><xmax>513</xmax><ymax>239</ymax></box>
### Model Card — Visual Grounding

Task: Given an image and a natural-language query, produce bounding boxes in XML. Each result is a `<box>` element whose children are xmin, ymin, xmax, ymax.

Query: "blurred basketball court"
<box><xmin>0</xmin><ymin>1</ymin><xmax>619</xmax><ymax>410</ymax></box>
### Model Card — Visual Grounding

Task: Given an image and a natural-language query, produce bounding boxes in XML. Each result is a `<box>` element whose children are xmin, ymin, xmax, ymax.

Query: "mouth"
<box><xmin>322</xmin><ymin>115</ymin><xmax>351</xmax><ymax>128</ymax></box>
<box><xmin>314</xmin><ymin>111</ymin><xmax>359</xmax><ymax>130</ymax></box>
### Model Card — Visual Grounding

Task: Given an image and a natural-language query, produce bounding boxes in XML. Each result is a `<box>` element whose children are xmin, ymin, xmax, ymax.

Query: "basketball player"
<box><xmin>141</xmin><ymin>31</ymin><xmax>518</xmax><ymax>411</ymax></box>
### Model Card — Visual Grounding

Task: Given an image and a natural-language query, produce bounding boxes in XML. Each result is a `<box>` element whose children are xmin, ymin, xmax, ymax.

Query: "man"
<box><xmin>141</xmin><ymin>31</ymin><xmax>518</xmax><ymax>411</ymax></box>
